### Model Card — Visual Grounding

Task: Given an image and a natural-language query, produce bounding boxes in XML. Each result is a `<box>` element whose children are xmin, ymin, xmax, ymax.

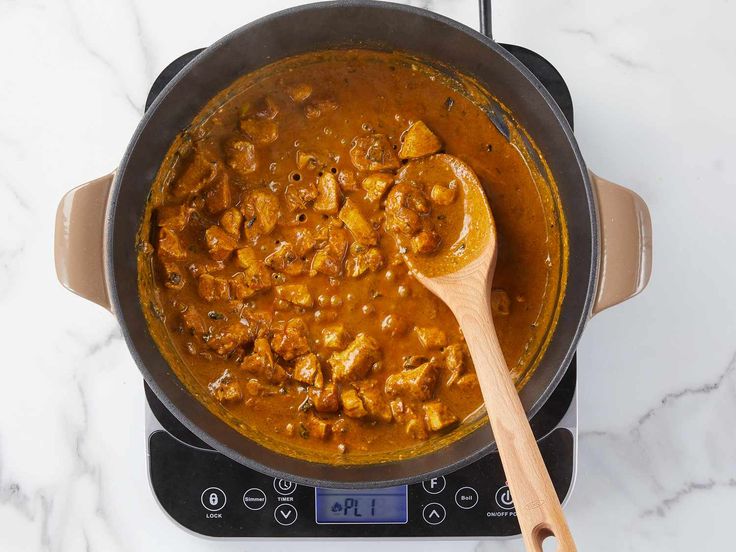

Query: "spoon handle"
<box><xmin>457</xmin><ymin>303</ymin><xmax>576</xmax><ymax>552</ymax></box>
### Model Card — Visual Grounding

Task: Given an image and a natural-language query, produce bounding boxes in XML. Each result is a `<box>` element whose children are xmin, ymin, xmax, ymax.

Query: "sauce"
<box><xmin>137</xmin><ymin>50</ymin><xmax>566</xmax><ymax>464</ymax></box>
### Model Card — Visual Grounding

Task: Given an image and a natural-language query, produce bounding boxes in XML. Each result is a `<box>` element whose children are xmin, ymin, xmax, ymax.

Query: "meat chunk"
<box><xmin>275</xmin><ymin>284</ymin><xmax>313</xmax><ymax>308</ymax></box>
<box><xmin>206</xmin><ymin>323</ymin><xmax>252</xmax><ymax>355</ymax></box>
<box><xmin>430</xmin><ymin>183</ymin><xmax>457</xmax><ymax>205</ymax></box>
<box><xmin>229</xmin><ymin>273</ymin><xmax>255</xmax><ymax>300</ymax></box>
<box><xmin>249</xmin><ymin>96</ymin><xmax>279</xmax><ymax>120</ymax></box>
<box><xmin>361</xmin><ymin>174</ymin><xmax>394</xmax><ymax>203</ymax></box>
<box><xmin>398</xmin><ymin>121</ymin><xmax>442</xmax><ymax>159</ymax></box>
<box><xmin>157</xmin><ymin>203</ymin><xmax>189</xmax><ymax>231</ymax></box>
<box><xmin>292</xmin><ymin>228</ymin><xmax>316</xmax><ymax>256</ymax></box>
<box><xmin>327</xmin><ymin>225</ymin><xmax>350</xmax><ymax>259</ymax></box>
<box><xmin>239</xmin><ymin>117</ymin><xmax>279</xmax><ymax>145</ymax></box>
<box><xmin>224</xmin><ymin>137</ymin><xmax>257</xmax><ymax>176</ymax></box>
<box><xmin>339</xmin><ymin>198</ymin><xmax>379</xmax><ymax>246</ymax></box>
<box><xmin>231</xmin><ymin>248</ymin><xmax>271</xmax><ymax>295</ymax></box>
<box><xmin>444</xmin><ymin>343</ymin><xmax>465</xmax><ymax>386</ymax></box>
<box><xmin>219</xmin><ymin>207</ymin><xmax>242</xmax><ymax>237</ymax></box>
<box><xmin>321</xmin><ymin>324</ymin><xmax>350</xmax><ymax>349</ymax></box>
<box><xmin>349</xmin><ymin>134</ymin><xmax>400</xmax><ymax>171</ymax></box>
<box><xmin>411</xmin><ymin>228</ymin><xmax>441</xmax><ymax>255</ymax></box>
<box><xmin>308</xmin><ymin>382</ymin><xmax>339</xmax><ymax>413</ymax></box>
<box><xmin>304</xmin><ymin>414</ymin><xmax>331</xmax><ymax>439</ymax></box>
<box><xmin>157</xmin><ymin>228</ymin><xmax>187</xmax><ymax>260</ymax></box>
<box><xmin>171</xmin><ymin>152</ymin><xmax>216</xmax><ymax>198</ymax></box>
<box><xmin>310</xmin><ymin>249</ymin><xmax>341</xmax><ymax>277</ymax></box>
<box><xmin>208</xmin><ymin>370</ymin><xmax>242</xmax><ymax>403</ymax></box>
<box><xmin>356</xmin><ymin>382</ymin><xmax>393</xmax><ymax>423</ymax></box>
<box><xmin>313</xmin><ymin>172</ymin><xmax>341</xmax><ymax>215</ymax></box>
<box><xmin>265</xmin><ymin>243</ymin><xmax>305</xmax><ymax>276</ymax></box>
<box><xmin>204</xmin><ymin>174</ymin><xmax>232</xmax><ymax>215</ymax></box>
<box><xmin>384</xmin><ymin>182</ymin><xmax>424</xmax><ymax>236</ymax></box>
<box><xmin>187</xmin><ymin>260</ymin><xmax>225</xmax><ymax>278</ymax></box>
<box><xmin>304</xmin><ymin>99</ymin><xmax>338</xmax><ymax>120</ymax></box>
<box><xmin>385</xmin><ymin>358</ymin><xmax>440</xmax><ymax>401</ymax></box>
<box><xmin>292</xmin><ymin>353</ymin><xmax>321</xmax><ymax>385</ymax></box>
<box><xmin>241</xmin><ymin>310</ymin><xmax>272</xmax><ymax>339</ymax></box>
<box><xmin>197</xmin><ymin>274</ymin><xmax>230</xmax><ymax>302</ymax></box>
<box><xmin>341</xmin><ymin>388</ymin><xmax>368</xmax><ymax>418</ymax></box>
<box><xmin>205</xmin><ymin>226</ymin><xmax>238</xmax><ymax>261</ymax></box>
<box><xmin>328</xmin><ymin>333</ymin><xmax>381</xmax><ymax>383</ymax></box>
<box><xmin>283</xmin><ymin>184</ymin><xmax>315</xmax><ymax>213</ymax></box>
<box><xmin>241</xmin><ymin>337</ymin><xmax>286</xmax><ymax>383</ymax></box>
<box><xmin>243</xmin><ymin>189</ymin><xmax>280</xmax><ymax>236</ymax></box>
<box><xmin>405</xmin><ymin>416</ymin><xmax>429</xmax><ymax>440</ymax></box>
<box><xmin>181</xmin><ymin>306</ymin><xmax>206</xmax><ymax>335</ymax></box>
<box><xmin>422</xmin><ymin>400</ymin><xmax>458</xmax><ymax>431</ymax></box>
<box><xmin>338</xmin><ymin>169</ymin><xmax>358</xmax><ymax>192</ymax></box>
<box><xmin>287</xmin><ymin>83</ymin><xmax>313</xmax><ymax>103</ymax></box>
<box><xmin>271</xmin><ymin>318</ymin><xmax>311</xmax><ymax>360</ymax></box>
<box><xmin>415</xmin><ymin>327</ymin><xmax>447</xmax><ymax>350</ymax></box>
<box><xmin>346</xmin><ymin>246</ymin><xmax>384</xmax><ymax>277</ymax></box>
<box><xmin>160</xmin><ymin>261</ymin><xmax>185</xmax><ymax>290</ymax></box>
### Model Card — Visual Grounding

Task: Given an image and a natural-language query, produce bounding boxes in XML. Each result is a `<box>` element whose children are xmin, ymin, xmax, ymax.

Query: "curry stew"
<box><xmin>137</xmin><ymin>50</ymin><xmax>566</xmax><ymax>463</ymax></box>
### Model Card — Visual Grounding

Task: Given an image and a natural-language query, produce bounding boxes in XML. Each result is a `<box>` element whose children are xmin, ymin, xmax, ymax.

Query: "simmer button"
<box><xmin>243</xmin><ymin>488</ymin><xmax>267</xmax><ymax>511</ymax></box>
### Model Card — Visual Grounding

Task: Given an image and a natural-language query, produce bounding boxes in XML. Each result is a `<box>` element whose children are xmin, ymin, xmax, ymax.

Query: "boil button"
<box><xmin>454</xmin><ymin>486</ymin><xmax>479</xmax><ymax>509</ymax></box>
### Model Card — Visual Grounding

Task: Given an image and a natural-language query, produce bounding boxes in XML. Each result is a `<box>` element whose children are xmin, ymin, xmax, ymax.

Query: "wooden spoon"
<box><xmin>401</xmin><ymin>157</ymin><xmax>576</xmax><ymax>552</ymax></box>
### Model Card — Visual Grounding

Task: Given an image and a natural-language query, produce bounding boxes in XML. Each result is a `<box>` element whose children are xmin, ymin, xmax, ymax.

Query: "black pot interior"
<box><xmin>108</xmin><ymin>1</ymin><xmax>596</xmax><ymax>487</ymax></box>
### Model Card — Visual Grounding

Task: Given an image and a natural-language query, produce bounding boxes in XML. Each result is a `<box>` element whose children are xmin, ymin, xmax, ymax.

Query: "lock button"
<box><xmin>201</xmin><ymin>487</ymin><xmax>227</xmax><ymax>512</ymax></box>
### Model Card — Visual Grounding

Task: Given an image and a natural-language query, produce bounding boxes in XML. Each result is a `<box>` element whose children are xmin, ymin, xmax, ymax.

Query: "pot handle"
<box><xmin>55</xmin><ymin>172</ymin><xmax>115</xmax><ymax>311</ymax></box>
<box><xmin>590</xmin><ymin>172</ymin><xmax>652</xmax><ymax>315</ymax></box>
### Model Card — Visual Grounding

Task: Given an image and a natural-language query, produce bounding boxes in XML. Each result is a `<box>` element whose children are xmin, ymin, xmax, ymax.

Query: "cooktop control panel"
<box><xmin>147</xmin><ymin>425</ymin><xmax>573</xmax><ymax>538</ymax></box>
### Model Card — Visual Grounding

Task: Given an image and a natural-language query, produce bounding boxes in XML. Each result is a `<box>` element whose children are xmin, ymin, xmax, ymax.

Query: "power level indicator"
<box><xmin>315</xmin><ymin>486</ymin><xmax>408</xmax><ymax>524</ymax></box>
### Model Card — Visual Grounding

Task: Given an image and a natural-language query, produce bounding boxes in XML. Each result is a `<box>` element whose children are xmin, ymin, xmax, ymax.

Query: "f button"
<box><xmin>422</xmin><ymin>476</ymin><xmax>446</xmax><ymax>495</ymax></box>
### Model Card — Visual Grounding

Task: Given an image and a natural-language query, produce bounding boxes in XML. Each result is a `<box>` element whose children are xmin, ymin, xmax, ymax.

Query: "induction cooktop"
<box><xmin>143</xmin><ymin>8</ymin><xmax>578</xmax><ymax>540</ymax></box>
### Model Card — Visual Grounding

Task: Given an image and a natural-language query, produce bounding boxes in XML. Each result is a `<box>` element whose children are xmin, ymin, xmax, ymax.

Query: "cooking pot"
<box><xmin>54</xmin><ymin>0</ymin><xmax>652</xmax><ymax>488</ymax></box>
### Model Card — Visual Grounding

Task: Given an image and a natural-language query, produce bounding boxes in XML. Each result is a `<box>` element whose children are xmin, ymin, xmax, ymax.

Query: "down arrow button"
<box><xmin>274</xmin><ymin>503</ymin><xmax>298</xmax><ymax>526</ymax></box>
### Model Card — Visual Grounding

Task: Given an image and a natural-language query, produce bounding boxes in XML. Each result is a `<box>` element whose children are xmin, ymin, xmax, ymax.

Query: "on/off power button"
<box><xmin>495</xmin><ymin>485</ymin><xmax>514</xmax><ymax>510</ymax></box>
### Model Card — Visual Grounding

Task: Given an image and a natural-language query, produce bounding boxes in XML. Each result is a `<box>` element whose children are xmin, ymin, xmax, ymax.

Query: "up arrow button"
<box><xmin>422</xmin><ymin>502</ymin><xmax>446</xmax><ymax>525</ymax></box>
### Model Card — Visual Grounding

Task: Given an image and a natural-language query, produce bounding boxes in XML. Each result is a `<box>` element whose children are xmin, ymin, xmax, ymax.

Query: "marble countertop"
<box><xmin>1</xmin><ymin>0</ymin><xmax>734</xmax><ymax>550</ymax></box>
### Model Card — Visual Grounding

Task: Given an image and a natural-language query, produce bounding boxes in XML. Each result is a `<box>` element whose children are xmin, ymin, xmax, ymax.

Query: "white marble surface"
<box><xmin>1</xmin><ymin>0</ymin><xmax>735</xmax><ymax>550</ymax></box>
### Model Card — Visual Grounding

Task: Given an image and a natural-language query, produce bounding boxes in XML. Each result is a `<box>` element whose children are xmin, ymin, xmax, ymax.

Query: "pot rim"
<box><xmin>105</xmin><ymin>0</ymin><xmax>597</xmax><ymax>488</ymax></box>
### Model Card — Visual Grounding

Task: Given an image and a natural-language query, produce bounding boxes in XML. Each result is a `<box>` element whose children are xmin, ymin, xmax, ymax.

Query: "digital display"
<box><xmin>315</xmin><ymin>486</ymin><xmax>408</xmax><ymax>524</ymax></box>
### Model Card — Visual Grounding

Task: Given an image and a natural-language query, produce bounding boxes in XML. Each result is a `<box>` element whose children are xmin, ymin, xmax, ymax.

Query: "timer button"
<box><xmin>274</xmin><ymin>503</ymin><xmax>298</xmax><ymax>526</ymax></box>
<box><xmin>201</xmin><ymin>487</ymin><xmax>227</xmax><ymax>512</ymax></box>
<box><xmin>243</xmin><ymin>488</ymin><xmax>267</xmax><ymax>511</ymax></box>
<box><xmin>273</xmin><ymin>478</ymin><xmax>297</xmax><ymax>495</ymax></box>
<box><xmin>454</xmin><ymin>486</ymin><xmax>479</xmax><ymax>509</ymax></box>
<box><xmin>422</xmin><ymin>476</ymin><xmax>446</xmax><ymax>494</ymax></box>
<box><xmin>495</xmin><ymin>485</ymin><xmax>515</xmax><ymax>510</ymax></box>
<box><xmin>422</xmin><ymin>502</ymin><xmax>446</xmax><ymax>525</ymax></box>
